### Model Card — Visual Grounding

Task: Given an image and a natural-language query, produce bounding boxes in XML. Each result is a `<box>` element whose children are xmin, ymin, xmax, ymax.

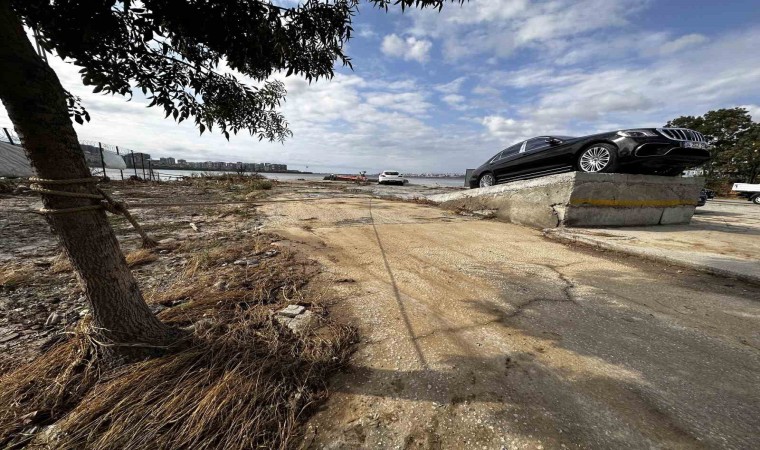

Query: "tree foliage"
<box><xmin>666</xmin><ymin>107</ymin><xmax>759</xmax><ymax>183</ymax></box>
<box><xmin>13</xmin><ymin>0</ymin><xmax>459</xmax><ymax>141</ymax></box>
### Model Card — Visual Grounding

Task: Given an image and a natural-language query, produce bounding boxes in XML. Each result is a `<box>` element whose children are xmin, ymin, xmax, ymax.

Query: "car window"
<box><xmin>503</xmin><ymin>142</ymin><xmax>522</xmax><ymax>155</ymax></box>
<box><xmin>525</xmin><ymin>138</ymin><xmax>549</xmax><ymax>152</ymax></box>
<box><xmin>490</xmin><ymin>142</ymin><xmax>522</xmax><ymax>163</ymax></box>
<box><xmin>384</xmin><ymin>171</ymin><xmax>399</xmax><ymax>175</ymax></box>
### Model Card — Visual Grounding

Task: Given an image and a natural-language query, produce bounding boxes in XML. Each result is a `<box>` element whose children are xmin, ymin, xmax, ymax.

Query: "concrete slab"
<box><xmin>545</xmin><ymin>199</ymin><xmax>760</xmax><ymax>284</ymax></box>
<box><xmin>278</xmin><ymin>304</ymin><xmax>305</xmax><ymax>318</ymax></box>
<box><xmin>427</xmin><ymin>172</ymin><xmax>704</xmax><ymax>228</ymax></box>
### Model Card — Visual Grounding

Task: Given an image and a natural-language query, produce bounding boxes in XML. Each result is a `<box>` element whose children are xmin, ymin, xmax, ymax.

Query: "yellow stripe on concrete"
<box><xmin>570</xmin><ymin>198</ymin><xmax>696</xmax><ymax>207</ymax></box>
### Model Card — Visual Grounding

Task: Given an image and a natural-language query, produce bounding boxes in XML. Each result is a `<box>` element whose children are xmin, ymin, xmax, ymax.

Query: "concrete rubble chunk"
<box><xmin>278</xmin><ymin>304</ymin><xmax>305</xmax><ymax>318</ymax></box>
<box><xmin>286</xmin><ymin>310</ymin><xmax>316</xmax><ymax>333</ymax></box>
<box><xmin>275</xmin><ymin>307</ymin><xmax>317</xmax><ymax>333</ymax></box>
<box><xmin>233</xmin><ymin>258</ymin><xmax>259</xmax><ymax>266</ymax></box>
<box><xmin>0</xmin><ymin>331</ymin><xmax>21</xmax><ymax>343</ymax></box>
<box><xmin>44</xmin><ymin>312</ymin><xmax>60</xmax><ymax>328</ymax></box>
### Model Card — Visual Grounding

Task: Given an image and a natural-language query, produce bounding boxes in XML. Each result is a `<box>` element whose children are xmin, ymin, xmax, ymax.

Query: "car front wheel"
<box><xmin>577</xmin><ymin>144</ymin><xmax>618</xmax><ymax>173</ymax></box>
<box><xmin>479</xmin><ymin>173</ymin><xmax>495</xmax><ymax>188</ymax></box>
<box><xmin>752</xmin><ymin>194</ymin><xmax>760</xmax><ymax>205</ymax></box>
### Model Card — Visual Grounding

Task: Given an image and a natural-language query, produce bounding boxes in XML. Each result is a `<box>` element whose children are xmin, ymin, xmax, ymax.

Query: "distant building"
<box><xmin>79</xmin><ymin>144</ymin><xmax>102</xmax><ymax>167</ymax></box>
<box><xmin>123</xmin><ymin>152</ymin><xmax>151</xmax><ymax>168</ymax></box>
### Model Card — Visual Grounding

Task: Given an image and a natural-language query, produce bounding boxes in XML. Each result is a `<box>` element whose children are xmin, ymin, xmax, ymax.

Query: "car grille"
<box><xmin>657</xmin><ymin>128</ymin><xmax>707</xmax><ymax>142</ymax></box>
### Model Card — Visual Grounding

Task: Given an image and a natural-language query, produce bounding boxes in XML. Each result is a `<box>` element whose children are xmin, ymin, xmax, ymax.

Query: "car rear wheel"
<box><xmin>752</xmin><ymin>194</ymin><xmax>760</xmax><ymax>205</ymax></box>
<box><xmin>577</xmin><ymin>144</ymin><xmax>618</xmax><ymax>173</ymax></box>
<box><xmin>479</xmin><ymin>173</ymin><xmax>495</xmax><ymax>188</ymax></box>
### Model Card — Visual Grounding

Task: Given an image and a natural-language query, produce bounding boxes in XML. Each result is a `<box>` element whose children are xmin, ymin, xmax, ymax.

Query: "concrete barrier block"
<box><xmin>565</xmin><ymin>206</ymin><xmax>665</xmax><ymax>227</ymax></box>
<box><xmin>660</xmin><ymin>206</ymin><xmax>697</xmax><ymax>225</ymax></box>
<box><xmin>427</xmin><ymin>172</ymin><xmax>704</xmax><ymax>228</ymax></box>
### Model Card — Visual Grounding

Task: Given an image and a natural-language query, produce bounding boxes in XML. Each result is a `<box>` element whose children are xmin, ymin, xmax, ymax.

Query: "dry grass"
<box><xmin>0</xmin><ymin>263</ymin><xmax>34</xmax><ymax>288</ymax></box>
<box><xmin>0</xmin><ymin>234</ymin><xmax>356</xmax><ymax>449</ymax></box>
<box><xmin>0</xmin><ymin>322</ymin><xmax>100</xmax><ymax>449</ymax></box>
<box><xmin>125</xmin><ymin>249</ymin><xmax>158</xmax><ymax>268</ymax></box>
<box><xmin>50</xmin><ymin>253</ymin><xmax>73</xmax><ymax>274</ymax></box>
<box><xmin>52</xmin><ymin>317</ymin><xmax>356</xmax><ymax>450</ymax></box>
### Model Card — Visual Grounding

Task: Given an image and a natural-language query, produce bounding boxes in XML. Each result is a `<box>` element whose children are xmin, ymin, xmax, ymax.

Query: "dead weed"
<box><xmin>124</xmin><ymin>249</ymin><xmax>158</xmax><ymax>268</ymax></box>
<box><xmin>0</xmin><ymin>263</ymin><xmax>34</xmax><ymax>288</ymax></box>
<box><xmin>0</xmin><ymin>234</ymin><xmax>356</xmax><ymax>449</ymax></box>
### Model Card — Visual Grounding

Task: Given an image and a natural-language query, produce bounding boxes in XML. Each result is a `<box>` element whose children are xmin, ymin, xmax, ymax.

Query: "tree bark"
<box><xmin>0</xmin><ymin>0</ymin><xmax>178</xmax><ymax>351</ymax></box>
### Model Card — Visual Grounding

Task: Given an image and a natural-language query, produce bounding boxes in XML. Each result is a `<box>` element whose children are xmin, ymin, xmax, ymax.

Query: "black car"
<box><xmin>470</xmin><ymin>128</ymin><xmax>711</xmax><ymax>188</ymax></box>
<box><xmin>697</xmin><ymin>188</ymin><xmax>708</xmax><ymax>207</ymax></box>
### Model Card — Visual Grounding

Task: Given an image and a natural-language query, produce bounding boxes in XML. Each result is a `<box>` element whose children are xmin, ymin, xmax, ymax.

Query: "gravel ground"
<box><xmin>257</xmin><ymin>183</ymin><xmax>760</xmax><ymax>449</ymax></box>
<box><xmin>0</xmin><ymin>178</ymin><xmax>268</xmax><ymax>372</ymax></box>
<box><xmin>3</xmin><ymin>179</ymin><xmax>758</xmax><ymax>449</ymax></box>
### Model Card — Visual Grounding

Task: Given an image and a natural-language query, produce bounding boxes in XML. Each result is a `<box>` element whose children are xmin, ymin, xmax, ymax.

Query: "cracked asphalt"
<box><xmin>260</xmin><ymin>185</ymin><xmax>760</xmax><ymax>449</ymax></box>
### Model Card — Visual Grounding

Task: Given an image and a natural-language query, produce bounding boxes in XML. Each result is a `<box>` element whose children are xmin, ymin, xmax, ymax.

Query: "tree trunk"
<box><xmin>0</xmin><ymin>0</ymin><xmax>179</xmax><ymax>352</ymax></box>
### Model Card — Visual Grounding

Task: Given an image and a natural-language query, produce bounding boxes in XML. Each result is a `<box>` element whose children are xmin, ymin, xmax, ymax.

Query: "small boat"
<box><xmin>323</xmin><ymin>174</ymin><xmax>368</xmax><ymax>182</ymax></box>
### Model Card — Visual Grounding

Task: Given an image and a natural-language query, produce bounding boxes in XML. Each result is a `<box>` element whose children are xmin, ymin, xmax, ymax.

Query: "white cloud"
<box><xmin>409</xmin><ymin>0</ymin><xmax>648</xmax><ymax>62</ymax></box>
<box><xmin>477</xmin><ymin>28</ymin><xmax>760</xmax><ymax>143</ymax></box>
<box><xmin>741</xmin><ymin>104</ymin><xmax>760</xmax><ymax>121</ymax></box>
<box><xmin>381</xmin><ymin>34</ymin><xmax>432</xmax><ymax>63</ymax></box>
<box><xmin>356</xmin><ymin>25</ymin><xmax>378</xmax><ymax>39</ymax></box>
<box><xmin>658</xmin><ymin>33</ymin><xmax>708</xmax><ymax>54</ymax></box>
<box><xmin>364</xmin><ymin>91</ymin><xmax>432</xmax><ymax>115</ymax></box>
<box><xmin>434</xmin><ymin>76</ymin><xmax>467</xmax><ymax>94</ymax></box>
<box><xmin>481</xmin><ymin>116</ymin><xmax>540</xmax><ymax>142</ymax></box>
<box><xmin>442</xmin><ymin>94</ymin><xmax>471</xmax><ymax>111</ymax></box>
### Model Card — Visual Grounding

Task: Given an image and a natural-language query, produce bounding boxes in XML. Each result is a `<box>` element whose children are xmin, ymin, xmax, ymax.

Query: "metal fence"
<box><xmin>1</xmin><ymin>125</ymin><xmax>164</xmax><ymax>181</ymax></box>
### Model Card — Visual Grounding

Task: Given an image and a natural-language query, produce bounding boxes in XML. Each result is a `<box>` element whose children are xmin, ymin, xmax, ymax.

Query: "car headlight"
<box><xmin>617</xmin><ymin>129</ymin><xmax>657</xmax><ymax>137</ymax></box>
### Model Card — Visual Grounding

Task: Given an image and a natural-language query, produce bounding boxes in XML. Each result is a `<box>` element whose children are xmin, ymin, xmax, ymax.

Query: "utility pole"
<box><xmin>130</xmin><ymin>150</ymin><xmax>138</xmax><ymax>179</ymax></box>
<box><xmin>141</xmin><ymin>153</ymin><xmax>146</xmax><ymax>180</ymax></box>
<box><xmin>115</xmin><ymin>146</ymin><xmax>124</xmax><ymax>180</ymax></box>
<box><xmin>98</xmin><ymin>142</ymin><xmax>107</xmax><ymax>180</ymax></box>
<box><xmin>2</xmin><ymin>127</ymin><xmax>14</xmax><ymax>145</ymax></box>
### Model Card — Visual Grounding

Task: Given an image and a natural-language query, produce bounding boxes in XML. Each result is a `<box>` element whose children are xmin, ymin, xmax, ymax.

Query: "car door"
<box><xmin>509</xmin><ymin>137</ymin><xmax>576</xmax><ymax>178</ymax></box>
<box><xmin>492</xmin><ymin>138</ymin><xmax>549</xmax><ymax>179</ymax></box>
<box><xmin>491</xmin><ymin>142</ymin><xmax>523</xmax><ymax>182</ymax></box>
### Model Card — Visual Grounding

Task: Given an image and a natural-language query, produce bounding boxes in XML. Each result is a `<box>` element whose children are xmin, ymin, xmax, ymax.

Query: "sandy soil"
<box><xmin>0</xmin><ymin>178</ymin><xmax>269</xmax><ymax>370</ymax></box>
<box><xmin>259</xmin><ymin>182</ymin><xmax>760</xmax><ymax>449</ymax></box>
<box><xmin>547</xmin><ymin>199</ymin><xmax>760</xmax><ymax>283</ymax></box>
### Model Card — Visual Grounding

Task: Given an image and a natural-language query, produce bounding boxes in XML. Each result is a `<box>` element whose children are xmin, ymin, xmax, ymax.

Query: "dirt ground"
<box><xmin>0</xmin><ymin>177</ymin><xmax>272</xmax><ymax>371</ymax></box>
<box><xmin>547</xmin><ymin>198</ymin><xmax>760</xmax><ymax>283</ymax></box>
<box><xmin>2</xmin><ymin>179</ymin><xmax>759</xmax><ymax>449</ymax></box>
<box><xmin>258</xmin><ymin>182</ymin><xmax>760</xmax><ymax>449</ymax></box>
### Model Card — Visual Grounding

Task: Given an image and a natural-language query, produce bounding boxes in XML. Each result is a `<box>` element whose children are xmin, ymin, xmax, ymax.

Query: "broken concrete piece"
<box><xmin>189</xmin><ymin>222</ymin><xmax>199</xmax><ymax>232</ymax></box>
<box><xmin>44</xmin><ymin>312</ymin><xmax>60</xmax><ymax>328</ymax></box>
<box><xmin>275</xmin><ymin>309</ymin><xmax>317</xmax><ymax>333</ymax></box>
<box><xmin>233</xmin><ymin>258</ymin><xmax>259</xmax><ymax>266</ymax></box>
<box><xmin>0</xmin><ymin>331</ymin><xmax>20</xmax><ymax>343</ymax></box>
<box><xmin>285</xmin><ymin>310</ymin><xmax>316</xmax><ymax>333</ymax></box>
<box><xmin>278</xmin><ymin>304</ymin><xmax>305</xmax><ymax>318</ymax></box>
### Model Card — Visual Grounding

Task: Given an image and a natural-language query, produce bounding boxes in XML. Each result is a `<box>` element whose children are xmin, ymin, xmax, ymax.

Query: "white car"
<box><xmin>732</xmin><ymin>183</ymin><xmax>760</xmax><ymax>204</ymax></box>
<box><xmin>378</xmin><ymin>171</ymin><xmax>407</xmax><ymax>185</ymax></box>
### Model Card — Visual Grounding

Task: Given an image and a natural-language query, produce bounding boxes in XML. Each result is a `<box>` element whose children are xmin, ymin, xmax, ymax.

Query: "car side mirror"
<box><xmin>546</xmin><ymin>138</ymin><xmax>562</xmax><ymax>145</ymax></box>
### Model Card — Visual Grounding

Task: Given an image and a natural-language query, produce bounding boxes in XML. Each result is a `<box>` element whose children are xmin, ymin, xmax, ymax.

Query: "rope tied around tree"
<box><xmin>29</xmin><ymin>177</ymin><xmax>158</xmax><ymax>248</ymax></box>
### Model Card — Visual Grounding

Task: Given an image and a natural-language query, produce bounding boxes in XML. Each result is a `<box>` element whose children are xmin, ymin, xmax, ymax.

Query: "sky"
<box><xmin>2</xmin><ymin>0</ymin><xmax>760</xmax><ymax>174</ymax></box>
